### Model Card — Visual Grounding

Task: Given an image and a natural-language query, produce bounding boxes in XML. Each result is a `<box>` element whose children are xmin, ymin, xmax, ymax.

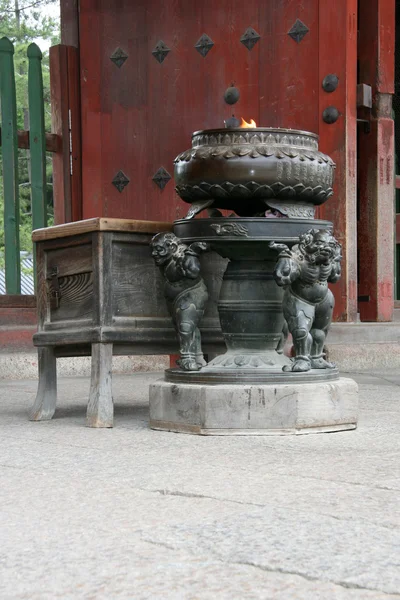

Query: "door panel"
<box><xmin>79</xmin><ymin>0</ymin><xmax>358</xmax><ymax>320</ymax></box>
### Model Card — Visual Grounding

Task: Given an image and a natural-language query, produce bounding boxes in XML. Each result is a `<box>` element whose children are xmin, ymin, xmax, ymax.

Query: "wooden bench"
<box><xmin>30</xmin><ymin>218</ymin><xmax>225</xmax><ymax>427</ymax></box>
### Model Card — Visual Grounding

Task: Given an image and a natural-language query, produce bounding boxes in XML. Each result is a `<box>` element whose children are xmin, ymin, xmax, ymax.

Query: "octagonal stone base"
<box><xmin>149</xmin><ymin>378</ymin><xmax>359</xmax><ymax>435</ymax></box>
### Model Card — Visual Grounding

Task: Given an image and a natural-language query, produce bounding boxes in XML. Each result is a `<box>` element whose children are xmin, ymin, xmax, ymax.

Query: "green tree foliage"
<box><xmin>0</xmin><ymin>0</ymin><xmax>60</xmax><ymax>264</ymax></box>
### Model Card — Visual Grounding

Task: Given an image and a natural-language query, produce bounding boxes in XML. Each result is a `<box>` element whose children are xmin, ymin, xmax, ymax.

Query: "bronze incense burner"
<box><xmin>174</xmin><ymin>128</ymin><xmax>335</xmax><ymax>219</ymax></box>
<box><xmin>152</xmin><ymin>125</ymin><xmax>341</xmax><ymax>383</ymax></box>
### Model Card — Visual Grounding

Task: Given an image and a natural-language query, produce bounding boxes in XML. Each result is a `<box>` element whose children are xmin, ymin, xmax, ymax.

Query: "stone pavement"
<box><xmin>0</xmin><ymin>370</ymin><xmax>400</xmax><ymax>599</ymax></box>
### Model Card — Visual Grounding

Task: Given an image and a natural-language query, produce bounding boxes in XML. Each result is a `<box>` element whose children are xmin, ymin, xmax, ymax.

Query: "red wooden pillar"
<box><xmin>357</xmin><ymin>0</ymin><xmax>395</xmax><ymax>321</ymax></box>
<box><xmin>50</xmin><ymin>45</ymin><xmax>82</xmax><ymax>224</ymax></box>
<box><xmin>318</xmin><ymin>0</ymin><xmax>358</xmax><ymax>322</ymax></box>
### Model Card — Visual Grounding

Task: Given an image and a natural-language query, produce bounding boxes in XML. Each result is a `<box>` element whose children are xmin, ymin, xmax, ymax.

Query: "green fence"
<box><xmin>0</xmin><ymin>37</ymin><xmax>48</xmax><ymax>294</ymax></box>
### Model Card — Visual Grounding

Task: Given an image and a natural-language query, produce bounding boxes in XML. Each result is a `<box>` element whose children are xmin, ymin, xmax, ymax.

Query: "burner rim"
<box><xmin>192</xmin><ymin>127</ymin><xmax>319</xmax><ymax>140</ymax></box>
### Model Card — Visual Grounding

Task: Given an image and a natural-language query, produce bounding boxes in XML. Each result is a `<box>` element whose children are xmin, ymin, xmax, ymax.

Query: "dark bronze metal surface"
<box><xmin>168</xmin><ymin>217</ymin><xmax>339</xmax><ymax>383</ymax></box>
<box><xmin>152</xmin><ymin>40</ymin><xmax>171</xmax><ymax>64</ymax></box>
<box><xmin>174</xmin><ymin>218</ymin><xmax>332</xmax><ymax>258</ymax></box>
<box><xmin>224</xmin><ymin>116</ymin><xmax>241</xmax><ymax>128</ymax></box>
<box><xmin>322</xmin><ymin>106</ymin><xmax>340</xmax><ymax>124</ymax></box>
<box><xmin>163</xmin><ymin>126</ymin><xmax>341</xmax><ymax>385</ymax></box>
<box><xmin>240</xmin><ymin>27</ymin><xmax>260</xmax><ymax>50</ymax></box>
<box><xmin>174</xmin><ymin>128</ymin><xmax>335</xmax><ymax>217</ymax></box>
<box><xmin>150</xmin><ymin>232</ymin><xmax>209</xmax><ymax>371</ymax></box>
<box><xmin>112</xmin><ymin>170</ymin><xmax>130</xmax><ymax>192</ymax></box>
<box><xmin>165</xmin><ymin>367</ymin><xmax>339</xmax><ymax>384</ymax></box>
<box><xmin>110</xmin><ymin>47</ymin><xmax>128</xmax><ymax>68</ymax></box>
<box><xmin>322</xmin><ymin>74</ymin><xmax>339</xmax><ymax>93</ymax></box>
<box><xmin>224</xmin><ymin>86</ymin><xmax>240</xmax><ymax>105</ymax></box>
<box><xmin>271</xmin><ymin>228</ymin><xmax>342</xmax><ymax>373</ymax></box>
<box><xmin>288</xmin><ymin>19</ymin><xmax>309</xmax><ymax>43</ymax></box>
<box><xmin>152</xmin><ymin>167</ymin><xmax>172</xmax><ymax>190</ymax></box>
<box><xmin>195</xmin><ymin>33</ymin><xmax>214</xmax><ymax>57</ymax></box>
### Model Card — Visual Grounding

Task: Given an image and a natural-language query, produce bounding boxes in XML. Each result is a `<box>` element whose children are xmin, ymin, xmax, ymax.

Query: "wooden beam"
<box><xmin>0</xmin><ymin>128</ymin><xmax>61</xmax><ymax>152</ymax></box>
<box><xmin>50</xmin><ymin>45</ymin><xmax>71</xmax><ymax>223</ymax></box>
<box><xmin>0</xmin><ymin>295</ymin><xmax>36</xmax><ymax>308</ymax></box>
<box><xmin>50</xmin><ymin>44</ymin><xmax>82</xmax><ymax>224</ymax></box>
<box><xmin>357</xmin><ymin>0</ymin><xmax>395</xmax><ymax>322</ymax></box>
<box><xmin>32</xmin><ymin>217</ymin><xmax>173</xmax><ymax>242</ymax></box>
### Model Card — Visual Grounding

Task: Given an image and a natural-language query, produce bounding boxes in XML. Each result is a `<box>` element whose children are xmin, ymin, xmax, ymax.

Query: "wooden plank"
<box><xmin>0</xmin><ymin>37</ymin><xmax>21</xmax><ymax>293</ymax></box>
<box><xmin>111</xmin><ymin>240</ymin><xmax>169</xmax><ymax>319</ymax></box>
<box><xmin>29</xmin><ymin>347</ymin><xmax>57</xmax><ymax>421</ymax></box>
<box><xmin>67</xmin><ymin>46</ymin><xmax>82</xmax><ymax>221</ymax></box>
<box><xmin>44</xmin><ymin>319</ymin><xmax>93</xmax><ymax>331</ymax></box>
<box><xmin>357</xmin><ymin>0</ymin><xmax>395</xmax><ymax>322</ymax></box>
<box><xmin>50</xmin><ymin>45</ymin><xmax>71</xmax><ymax>223</ymax></box>
<box><xmin>28</xmin><ymin>43</ymin><xmax>48</xmax><ymax>231</ymax></box>
<box><xmin>32</xmin><ymin>217</ymin><xmax>172</xmax><ymax>241</ymax></box>
<box><xmin>0</xmin><ymin>128</ymin><xmax>60</xmax><ymax>151</ymax></box>
<box><xmin>35</xmin><ymin>240</ymin><xmax>47</xmax><ymax>331</ymax></box>
<box><xmin>49</xmin><ymin>45</ymin><xmax>82</xmax><ymax>223</ymax></box>
<box><xmin>0</xmin><ymin>295</ymin><xmax>36</xmax><ymax>308</ymax></box>
<box><xmin>87</xmin><ymin>343</ymin><xmax>113</xmax><ymax>427</ymax></box>
<box><xmin>79</xmin><ymin>0</ymin><xmax>262</xmax><ymax>221</ymax></box>
<box><xmin>0</xmin><ymin>326</ymin><xmax>36</xmax><ymax>351</ymax></box>
<box><xmin>48</xmin><ymin>272</ymin><xmax>94</xmax><ymax>323</ymax></box>
<box><xmin>46</xmin><ymin>243</ymin><xmax>93</xmax><ymax>276</ymax></box>
<box><xmin>259</xmin><ymin>1</ymin><xmax>319</xmax><ymax>132</ymax></box>
<box><xmin>33</xmin><ymin>327</ymin><xmax>102</xmax><ymax>345</ymax></box>
<box><xmin>0</xmin><ymin>307</ymin><xmax>37</xmax><ymax>326</ymax></box>
<box><xmin>79</xmin><ymin>0</ymin><xmax>103</xmax><ymax>219</ymax></box>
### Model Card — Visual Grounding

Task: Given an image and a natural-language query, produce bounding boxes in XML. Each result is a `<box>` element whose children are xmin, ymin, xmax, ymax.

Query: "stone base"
<box><xmin>149</xmin><ymin>378</ymin><xmax>359</xmax><ymax>435</ymax></box>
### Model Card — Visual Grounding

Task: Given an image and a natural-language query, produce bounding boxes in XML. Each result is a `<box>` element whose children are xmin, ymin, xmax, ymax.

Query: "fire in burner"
<box><xmin>240</xmin><ymin>117</ymin><xmax>257</xmax><ymax>128</ymax></box>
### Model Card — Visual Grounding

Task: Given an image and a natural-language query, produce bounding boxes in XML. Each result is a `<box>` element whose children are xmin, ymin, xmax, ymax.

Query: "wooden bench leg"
<box><xmin>29</xmin><ymin>347</ymin><xmax>57</xmax><ymax>421</ymax></box>
<box><xmin>87</xmin><ymin>343</ymin><xmax>113</xmax><ymax>428</ymax></box>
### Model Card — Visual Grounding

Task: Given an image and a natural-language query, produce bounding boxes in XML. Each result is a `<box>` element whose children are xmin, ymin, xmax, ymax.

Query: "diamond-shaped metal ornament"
<box><xmin>288</xmin><ymin>19</ymin><xmax>309</xmax><ymax>43</ymax></box>
<box><xmin>110</xmin><ymin>47</ymin><xmax>128</xmax><ymax>68</ymax></box>
<box><xmin>195</xmin><ymin>33</ymin><xmax>214</xmax><ymax>58</ymax></box>
<box><xmin>152</xmin><ymin>40</ymin><xmax>171</xmax><ymax>64</ymax></box>
<box><xmin>112</xmin><ymin>170</ymin><xmax>130</xmax><ymax>192</ymax></box>
<box><xmin>152</xmin><ymin>167</ymin><xmax>171</xmax><ymax>190</ymax></box>
<box><xmin>240</xmin><ymin>27</ymin><xmax>260</xmax><ymax>51</ymax></box>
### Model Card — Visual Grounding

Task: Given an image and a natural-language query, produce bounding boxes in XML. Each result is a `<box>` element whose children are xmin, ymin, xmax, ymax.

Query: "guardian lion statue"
<box><xmin>270</xmin><ymin>228</ymin><xmax>342</xmax><ymax>372</ymax></box>
<box><xmin>151</xmin><ymin>232</ymin><xmax>209</xmax><ymax>371</ymax></box>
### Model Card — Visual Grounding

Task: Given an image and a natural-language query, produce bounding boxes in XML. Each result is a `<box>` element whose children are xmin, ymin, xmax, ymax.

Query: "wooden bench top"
<box><xmin>32</xmin><ymin>218</ymin><xmax>173</xmax><ymax>242</ymax></box>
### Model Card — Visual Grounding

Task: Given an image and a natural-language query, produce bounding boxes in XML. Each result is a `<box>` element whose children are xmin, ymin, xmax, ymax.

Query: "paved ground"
<box><xmin>0</xmin><ymin>370</ymin><xmax>400</xmax><ymax>599</ymax></box>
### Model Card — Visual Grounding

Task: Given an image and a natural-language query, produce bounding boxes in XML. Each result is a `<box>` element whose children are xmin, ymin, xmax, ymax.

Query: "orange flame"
<box><xmin>240</xmin><ymin>117</ymin><xmax>257</xmax><ymax>128</ymax></box>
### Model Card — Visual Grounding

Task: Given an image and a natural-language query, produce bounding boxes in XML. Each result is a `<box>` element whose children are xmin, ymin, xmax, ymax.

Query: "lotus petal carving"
<box><xmin>175</xmin><ymin>180</ymin><xmax>333</xmax><ymax>203</ymax></box>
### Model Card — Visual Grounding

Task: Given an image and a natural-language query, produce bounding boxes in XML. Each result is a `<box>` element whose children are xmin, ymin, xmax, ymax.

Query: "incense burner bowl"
<box><xmin>174</xmin><ymin>128</ymin><xmax>335</xmax><ymax>218</ymax></box>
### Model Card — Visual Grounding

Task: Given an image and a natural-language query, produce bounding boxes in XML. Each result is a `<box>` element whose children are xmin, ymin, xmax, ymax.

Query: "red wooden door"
<box><xmin>78</xmin><ymin>0</ymin><xmax>358</xmax><ymax>321</ymax></box>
